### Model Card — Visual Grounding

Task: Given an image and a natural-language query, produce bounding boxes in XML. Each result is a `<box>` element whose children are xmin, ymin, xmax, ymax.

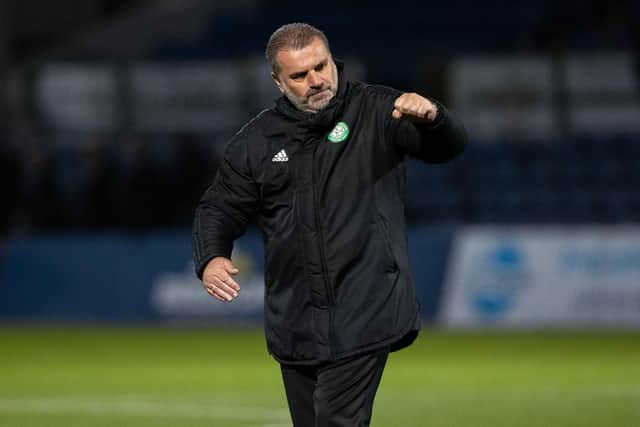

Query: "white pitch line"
<box><xmin>0</xmin><ymin>398</ymin><xmax>289</xmax><ymax>421</ymax></box>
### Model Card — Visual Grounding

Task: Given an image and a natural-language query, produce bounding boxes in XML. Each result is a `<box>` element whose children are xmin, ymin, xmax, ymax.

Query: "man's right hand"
<box><xmin>202</xmin><ymin>257</ymin><xmax>241</xmax><ymax>302</ymax></box>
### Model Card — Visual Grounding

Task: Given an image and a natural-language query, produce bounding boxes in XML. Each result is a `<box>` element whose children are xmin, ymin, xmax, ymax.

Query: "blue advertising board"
<box><xmin>0</xmin><ymin>227</ymin><xmax>451</xmax><ymax>323</ymax></box>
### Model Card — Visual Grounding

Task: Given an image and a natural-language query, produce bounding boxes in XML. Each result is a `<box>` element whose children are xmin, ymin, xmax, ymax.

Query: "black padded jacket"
<box><xmin>192</xmin><ymin>65</ymin><xmax>467</xmax><ymax>365</ymax></box>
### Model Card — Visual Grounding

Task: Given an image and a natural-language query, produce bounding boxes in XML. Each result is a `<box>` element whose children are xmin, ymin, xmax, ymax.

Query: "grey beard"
<box><xmin>284</xmin><ymin>90</ymin><xmax>314</xmax><ymax>113</ymax></box>
<box><xmin>282</xmin><ymin>67</ymin><xmax>339</xmax><ymax>114</ymax></box>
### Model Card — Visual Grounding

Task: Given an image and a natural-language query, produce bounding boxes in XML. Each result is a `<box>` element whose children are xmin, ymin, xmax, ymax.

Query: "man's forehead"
<box><xmin>276</xmin><ymin>38</ymin><xmax>330</xmax><ymax>73</ymax></box>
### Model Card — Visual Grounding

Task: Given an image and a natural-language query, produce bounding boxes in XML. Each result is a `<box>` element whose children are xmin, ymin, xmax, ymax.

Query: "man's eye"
<box><xmin>315</xmin><ymin>64</ymin><xmax>325</xmax><ymax>71</ymax></box>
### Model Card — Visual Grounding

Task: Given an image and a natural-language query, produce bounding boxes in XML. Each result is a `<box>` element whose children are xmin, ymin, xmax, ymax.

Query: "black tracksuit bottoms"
<box><xmin>280</xmin><ymin>346</ymin><xmax>390</xmax><ymax>427</ymax></box>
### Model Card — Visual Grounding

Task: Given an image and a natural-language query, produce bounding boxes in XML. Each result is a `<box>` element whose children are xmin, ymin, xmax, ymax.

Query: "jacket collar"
<box><xmin>272</xmin><ymin>60</ymin><xmax>348</xmax><ymax>133</ymax></box>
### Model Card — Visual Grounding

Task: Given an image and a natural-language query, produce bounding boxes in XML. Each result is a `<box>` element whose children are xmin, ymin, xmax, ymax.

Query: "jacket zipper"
<box><xmin>311</xmin><ymin>144</ymin><xmax>336</xmax><ymax>360</ymax></box>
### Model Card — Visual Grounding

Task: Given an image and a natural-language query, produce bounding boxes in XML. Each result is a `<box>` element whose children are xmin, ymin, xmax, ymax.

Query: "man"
<box><xmin>193</xmin><ymin>23</ymin><xmax>467</xmax><ymax>426</ymax></box>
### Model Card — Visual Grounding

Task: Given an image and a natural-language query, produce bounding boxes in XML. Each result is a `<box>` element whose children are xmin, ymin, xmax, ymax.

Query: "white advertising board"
<box><xmin>440</xmin><ymin>226</ymin><xmax>640</xmax><ymax>328</ymax></box>
<box><xmin>566</xmin><ymin>52</ymin><xmax>640</xmax><ymax>134</ymax></box>
<box><xmin>37</xmin><ymin>64</ymin><xmax>121</xmax><ymax>131</ymax></box>
<box><xmin>449</xmin><ymin>56</ymin><xmax>555</xmax><ymax>140</ymax></box>
<box><xmin>129</xmin><ymin>62</ymin><xmax>245</xmax><ymax>131</ymax></box>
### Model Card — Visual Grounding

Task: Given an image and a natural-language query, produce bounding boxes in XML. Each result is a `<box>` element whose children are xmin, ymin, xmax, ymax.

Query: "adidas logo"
<box><xmin>272</xmin><ymin>149</ymin><xmax>288</xmax><ymax>162</ymax></box>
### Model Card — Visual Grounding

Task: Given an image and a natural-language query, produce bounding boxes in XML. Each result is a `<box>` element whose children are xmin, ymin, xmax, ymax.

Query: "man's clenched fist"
<box><xmin>392</xmin><ymin>92</ymin><xmax>438</xmax><ymax>122</ymax></box>
<box><xmin>202</xmin><ymin>257</ymin><xmax>240</xmax><ymax>302</ymax></box>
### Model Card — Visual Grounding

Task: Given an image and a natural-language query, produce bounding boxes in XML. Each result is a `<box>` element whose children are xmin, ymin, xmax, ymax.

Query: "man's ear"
<box><xmin>271</xmin><ymin>72</ymin><xmax>285</xmax><ymax>94</ymax></box>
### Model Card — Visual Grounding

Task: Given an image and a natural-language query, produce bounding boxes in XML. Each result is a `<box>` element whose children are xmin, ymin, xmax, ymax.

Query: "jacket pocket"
<box><xmin>375</xmin><ymin>213</ymin><xmax>399</xmax><ymax>273</ymax></box>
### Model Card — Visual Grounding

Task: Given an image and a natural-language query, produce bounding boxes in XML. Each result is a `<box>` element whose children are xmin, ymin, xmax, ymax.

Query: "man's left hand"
<box><xmin>392</xmin><ymin>93</ymin><xmax>438</xmax><ymax>122</ymax></box>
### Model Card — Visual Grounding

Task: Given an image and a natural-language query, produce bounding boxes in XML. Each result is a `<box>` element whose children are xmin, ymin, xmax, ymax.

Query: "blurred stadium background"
<box><xmin>1</xmin><ymin>1</ymin><xmax>639</xmax><ymax>426</ymax></box>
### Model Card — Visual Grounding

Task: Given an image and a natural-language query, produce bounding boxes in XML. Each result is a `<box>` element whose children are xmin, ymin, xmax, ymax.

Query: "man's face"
<box><xmin>272</xmin><ymin>37</ymin><xmax>339</xmax><ymax>113</ymax></box>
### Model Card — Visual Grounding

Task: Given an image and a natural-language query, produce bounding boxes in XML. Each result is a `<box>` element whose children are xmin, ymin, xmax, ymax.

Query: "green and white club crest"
<box><xmin>328</xmin><ymin>121</ymin><xmax>349</xmax><ymax>143</ymax></box>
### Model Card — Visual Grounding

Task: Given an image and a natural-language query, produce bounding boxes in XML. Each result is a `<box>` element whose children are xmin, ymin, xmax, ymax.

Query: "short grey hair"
<box><xmin>265</xmin><ymin>23</ymin><xmax>331</xmax><ymax>74</ymax></box>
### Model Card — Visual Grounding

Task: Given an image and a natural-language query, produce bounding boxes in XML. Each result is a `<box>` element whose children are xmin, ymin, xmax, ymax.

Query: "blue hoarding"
<box><xmin>0</xmin><ymin>228</ymin><xmax>451</xmax><ymax>323</ymax></box>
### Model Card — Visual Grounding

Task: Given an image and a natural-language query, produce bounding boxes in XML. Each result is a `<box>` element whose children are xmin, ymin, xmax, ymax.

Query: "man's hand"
<box><xmin>392</xmin><ymin>93</ymin><xmax>438</xmax><ymax>122</ymax></box>
<box><xmin>202</xmin><ymin>257</ymin><xmax>240</xmax><ymax>302</ymax></box>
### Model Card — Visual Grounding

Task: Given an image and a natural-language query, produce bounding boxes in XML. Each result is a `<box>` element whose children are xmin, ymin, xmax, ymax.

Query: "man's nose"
<box><xmin>308</xmin><ymin>71</ymin><xmax>322</xmax><ymax>88</ymax></box>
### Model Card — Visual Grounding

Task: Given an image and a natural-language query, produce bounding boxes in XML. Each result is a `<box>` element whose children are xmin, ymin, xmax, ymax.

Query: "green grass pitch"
<box><xmin>1</xmin><ymin>326</ymin><xmax>638</xmax><ymax>426</ymax></box>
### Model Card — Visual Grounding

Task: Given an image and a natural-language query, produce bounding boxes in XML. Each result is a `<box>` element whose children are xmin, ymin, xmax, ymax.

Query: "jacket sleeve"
<box><xmin>192</xmin><ymin>133</ymin><xmax>259</xmax><ymax>279</ymax></box>
<box><xmin>385</xmin><ymin>97</ymin><xmax>468</xmax><ymax>163</ymax></box>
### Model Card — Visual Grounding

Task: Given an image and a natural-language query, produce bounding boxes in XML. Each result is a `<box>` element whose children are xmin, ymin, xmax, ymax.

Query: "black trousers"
<box><xmin>280</xmin><ymin>347</ymin><xmax>389</xmax><ymax>427</ymax></box>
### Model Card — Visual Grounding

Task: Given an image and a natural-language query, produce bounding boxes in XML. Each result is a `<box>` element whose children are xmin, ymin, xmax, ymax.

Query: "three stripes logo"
<box><xmin>272</xmin><ymin>149</ymin><xmax>288</xmax><ymax>162</ymax></box>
